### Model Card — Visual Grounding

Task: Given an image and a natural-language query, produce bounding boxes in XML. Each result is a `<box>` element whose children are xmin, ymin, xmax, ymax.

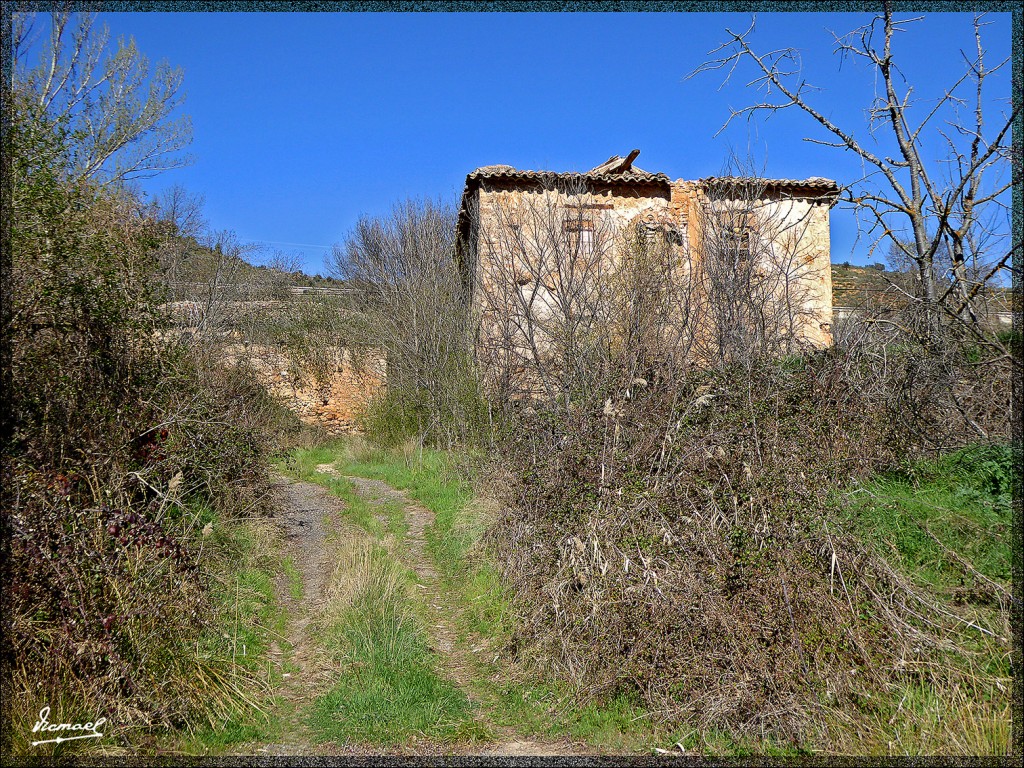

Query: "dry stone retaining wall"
<box><xmin>228</xmin><ymin>344</ymin><xmax>386</xmax><ymax>434</ymax></box>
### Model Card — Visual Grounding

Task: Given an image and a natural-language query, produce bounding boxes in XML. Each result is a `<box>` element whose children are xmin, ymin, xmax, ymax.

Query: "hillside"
<box><xmin>157</xmin><ymin>233</ymin><xmax>345</xmax><ymax>301</ymax></box>
<box><xmin>831</xmin><ymin>262</ymin><xmax>1012</xmax><ymax>319</ymax></box>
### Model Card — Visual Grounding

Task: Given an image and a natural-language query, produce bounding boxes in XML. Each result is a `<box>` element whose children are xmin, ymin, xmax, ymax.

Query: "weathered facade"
<box><xmin>217</xmin><ymin>339</ymin><xmax>385</xmax><ymax>435</ymax></box>
<box><xmin>456</xmin><ymin>151</ymin><xmax>839</xmax><ymax>397</ymax></box>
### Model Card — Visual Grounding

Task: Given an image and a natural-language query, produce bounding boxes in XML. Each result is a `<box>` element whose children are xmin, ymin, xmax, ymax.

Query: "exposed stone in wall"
<box><xmin>227</xmin><ymin>344</ymin><xmax>386</xmax><ymax>434</ymax></box>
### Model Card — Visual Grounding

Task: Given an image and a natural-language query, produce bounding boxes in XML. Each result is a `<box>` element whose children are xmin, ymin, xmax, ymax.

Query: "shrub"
<box><xmin>486</xmin><ymin>340</ymin><xmax>1011</xmax><ymax>745</ymax></box>
<box><xmin>2</xmin><ymin>100</ymin><xmax>282</xmax><ymax>750</ymax></box>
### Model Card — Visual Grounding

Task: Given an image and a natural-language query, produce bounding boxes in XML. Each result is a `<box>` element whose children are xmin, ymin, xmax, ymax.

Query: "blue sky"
<box><xmin>86</xmin><ymin>10</ymin><xmax>1013</xmax><ymax>276</ymax></box>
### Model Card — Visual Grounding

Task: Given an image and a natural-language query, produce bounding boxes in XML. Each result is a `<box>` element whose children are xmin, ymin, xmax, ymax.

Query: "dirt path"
<box><xmin>252</xmin><ymin>469</ymin><xmax>596</xmax><ymax>758</ymax></box>
<box><xmin>338</xmin><ymin>477</ymin><xmax>462</xmax><ymax>672</ymax></box>
<box><xmin>257</xmin><ymin>475</ymin><xmax>351</xmax><ymax>757</ymax></box>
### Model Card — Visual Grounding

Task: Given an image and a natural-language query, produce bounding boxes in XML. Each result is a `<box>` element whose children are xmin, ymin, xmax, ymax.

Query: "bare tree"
<box><xmin>12</xmin><ymin>9</ymin><xmax>193</xmax><ymax>185</ymax></box>
<box><xmin>690</xmin><ymin>10</ymin><xmax>1017</xmax><ymax>341</ymax></box>
<box><xmin>471</xmin><ymin>178</ymin><xmax>620</xmax><ymax>406</ymax></box>
<box><xmin>328</xmin><ymin>198</ymin><xmax>483</xmax><ymax>446</ymax></box>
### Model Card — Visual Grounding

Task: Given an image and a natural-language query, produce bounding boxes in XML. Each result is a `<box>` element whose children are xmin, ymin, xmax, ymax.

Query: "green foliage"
<box><xmin>166</xmin><ymin>514</ymin><xmax>290</xmax><ymax>753</ymax></box>
<box><xmin>359</xmin><ymin>359</ymin><xmax>493</xmax><ymax>450</ymax></box>
<box><xmin>839</xmin><ymin>444</ymin><xmax>1013</xmax><ymax>589</ymax></box>
<box><xmin>309</xmin><ymin>570</ymin><xmax>472</xmax><ymax>745</ymax></box>
<box><xmin>360</xmin><ymin>391</ymin><xmax>429</xmax><ymax>448</ymax></box>
<box><xmin>3</xmin><ymin>48</ymin><xmax>285</xmax><ymax>753</ymax></box>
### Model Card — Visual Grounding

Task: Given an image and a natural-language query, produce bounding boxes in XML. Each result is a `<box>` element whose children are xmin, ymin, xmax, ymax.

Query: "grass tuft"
<box><xmin>308</xmin><ymin>524</ymin><xmax>473</xmax><ymax>745</ymax></box>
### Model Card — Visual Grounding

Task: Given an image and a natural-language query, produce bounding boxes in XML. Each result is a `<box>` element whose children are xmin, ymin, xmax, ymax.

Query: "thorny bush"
<box><xmin>487</xmin><ymin>326</ymin><xmax>1012</xmax><ymax>744</ymax></box>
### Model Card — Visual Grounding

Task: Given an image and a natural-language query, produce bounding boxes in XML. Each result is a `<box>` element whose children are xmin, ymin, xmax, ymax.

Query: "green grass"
<box><xmin>307</xmin><ymin>529</ymin><xmax>475</xmax><ymax>746</ymax></box>
<box><xmin>308</xmin><ymin>591</ymin><xmax>474</xmax><ymax>745</ymax></box>
<box><xmin>839</xmin><ymin>443</ymin><xmax>1013</xmax><ymax>592</ymax></box>
<box><xmin>279</xmin><ymin>439</ymin><xmax>507</xmax><ymax>634</ymax></box>
<box><xmin>164</xmin><ymin>507</ymin><xmax>293</xmax><ymax>753</ymax></box>
<box><xmin>332</xmin><ymin>446</ymin><xmax>474</xmax><ymax>574</ymax></box>
<box><xmin>279</xmin><ymin>438</ymin><xmax>683</xmax><ymax>750</ymax></box>
<box><xmin>831</xmin><ymin>443</ymin><xmax>1014</xmax><ymax>755</ymax></box>
<box><xmin>276</xmin><ymin>437</ymin><xmax>1016</xmax><ymax>756</ymax></box>
<box><xmin>272</xmin><ymin>455</ymin><xmax>480</xmax><ymax>747</ymax></box>
<box><xmin>282</xmin><ymin>556</ymin><xmax>303</xmax><ymax>601</ymax></box>
<box><xmin>341</xmin><ymin>450</ymin><xmax>509</xmax><ymax>639</ymax></box>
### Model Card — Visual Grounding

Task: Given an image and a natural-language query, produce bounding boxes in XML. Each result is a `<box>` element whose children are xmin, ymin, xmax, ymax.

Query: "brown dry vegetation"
<box><xmin>483</xmin><ymin>311</ymin><xmax>1013</xmax><ymax>746</ymax></box>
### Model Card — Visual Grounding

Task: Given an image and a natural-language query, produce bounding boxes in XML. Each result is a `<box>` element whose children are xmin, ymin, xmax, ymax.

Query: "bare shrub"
<box><xmin>833</xmin><ymin>286</ymin><xmax>1013</xmax><ymax>452</ymax></box>
<box><xmin>489</xmin><ymin>339</ymin><xmax>1009</xmax><ymax>743</ymax></box>
<box><xmin>329</xmin><ymin>198</ymin><xmax>488</xmax><ymax>447</ymax></box>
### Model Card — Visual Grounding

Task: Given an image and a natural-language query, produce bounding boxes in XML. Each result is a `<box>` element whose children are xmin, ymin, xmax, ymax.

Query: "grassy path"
<box><xmin>237</xmin><ymin>460</ymin><xmax>610</xmax><ymax>758</ymax></box>
<box><xmin>334</xmin><ymin>471</ymin><xmax>584</xmax><ymax>757</ymax></box>
<box><xmin>160</xmin><ymin>440</ymin><xmax>1011</xmax><ymax>758</ymax></box>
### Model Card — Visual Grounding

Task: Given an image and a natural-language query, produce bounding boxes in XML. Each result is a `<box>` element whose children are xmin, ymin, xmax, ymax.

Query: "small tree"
<box><xmin>329</xmin><ymin>198</ymin><xmax>484</xmax><ymax>446</ymax></box>
<box><xmin>12</xmin><ymin>9</ymin><xmax>192</xmax><ymax>186</ymax></box>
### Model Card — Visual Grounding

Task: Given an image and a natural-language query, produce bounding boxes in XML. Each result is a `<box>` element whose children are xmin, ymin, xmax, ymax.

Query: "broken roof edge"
<box><xmin>455</xmin><ymin>157</ymin><xmax>841</xmax><ymax>246</ymax></box>
<box><xmin>697</xmin><ymin>175</ymin><xmax>841</xmax><ymax>200</ymax></box>
<box><xmin>461</xmin><ymin>168</ymin><xmax>839</xmax><ymax>197</ymax></box>
<box><xmin>464</xmin><ymin>167</ymin><xmax>672</xmax><ymax>187</ymax></box>
<box><xmin>465</xmin><ymin>149</ymin><xmax>672</xmax><ymax>188</ymax></box>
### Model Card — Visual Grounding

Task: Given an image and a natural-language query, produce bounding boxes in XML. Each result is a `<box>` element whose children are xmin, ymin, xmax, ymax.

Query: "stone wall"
<box><xmin>669</xmin><ymin>181</ymin><xmax>834</xmax><ymax>347</ymax></box>
<box><xmin>227</xmin><ymin>344</ymin><xmax>386</xmax><ymax>434</ymax></box>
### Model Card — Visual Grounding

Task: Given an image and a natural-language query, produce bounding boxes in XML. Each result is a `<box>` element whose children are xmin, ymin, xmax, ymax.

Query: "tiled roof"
<box><xmin>466</xmin><ymin>150</ymin><xmax>671</xmax><ymax>187</ymax></box>
<box><xmin>465</xmin><ymin>166</ymin><xmax>670</xmax><ymax>186</ymax></box>
<box><xmin>699</xmin><ymin>176</ymin><xmax>840</xmax><ymax>196</ymax></box>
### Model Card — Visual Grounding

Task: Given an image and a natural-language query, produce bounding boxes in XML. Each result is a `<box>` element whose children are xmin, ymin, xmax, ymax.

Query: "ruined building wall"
<box><xmin>465</xmin><ymin>175</ymin><xmax>836</xmax><ymax>399</ymax></box>
<box><xmin>470</xmin><ymin>180</ymin><xmax>674</xmax><ymax>397</ymax></box>
<box><xmin>224</xmin><ymin>343</ymin><xmax>386</xmax><ymax>434</ymax></box>
<box><xmin>669</xmin><ymin>181</ymin><xmax>834</xmax><ymax>347</ymax></box>
<box><xmin>750</xmin><ymin>195</ymin><xmax>833</xmax><ymax>346</ymax></box>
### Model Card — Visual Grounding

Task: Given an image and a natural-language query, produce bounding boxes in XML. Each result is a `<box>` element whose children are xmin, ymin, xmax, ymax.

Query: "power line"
<box><xmin>245</xmin><ymin>239</ymin><xmax>329</xmax><ymax>250</ymax></box>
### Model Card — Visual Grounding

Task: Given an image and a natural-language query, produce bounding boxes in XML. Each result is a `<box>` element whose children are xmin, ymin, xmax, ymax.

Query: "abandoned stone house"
<box><xmin>251</xmin><ymin>150</ymin><xmax>842</xmax><ymax>432</ymax></box>
<box><xmin>455</xmin><ymin>150</ymin><xmax>840</xmax><ymax>397</ymax></box>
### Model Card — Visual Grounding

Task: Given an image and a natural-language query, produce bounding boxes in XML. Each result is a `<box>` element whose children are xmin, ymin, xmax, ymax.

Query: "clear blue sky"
<box><xmin>91</xmin><ymin>10</ymin><xmax>1013</xmax><ymax>276</ymax></box>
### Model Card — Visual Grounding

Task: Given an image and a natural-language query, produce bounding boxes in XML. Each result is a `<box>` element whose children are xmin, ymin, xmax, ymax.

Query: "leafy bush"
<box><xmin>2</xmin><ymin>88</ymin><xmax>284</xmax><ymax>752</ymax></box>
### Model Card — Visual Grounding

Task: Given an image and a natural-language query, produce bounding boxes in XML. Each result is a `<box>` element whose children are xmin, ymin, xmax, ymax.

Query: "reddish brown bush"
<box><xmin>488</xmin><ymin>338</ymin><xmax>1011</xmax><ymax>742</ymax></box>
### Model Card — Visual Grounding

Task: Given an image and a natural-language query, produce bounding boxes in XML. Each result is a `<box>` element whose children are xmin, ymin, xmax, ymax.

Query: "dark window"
<box><xmin>721</xmin><ymin>212</ymin><xmax>752</xmax><ymax>263</ymax></box>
